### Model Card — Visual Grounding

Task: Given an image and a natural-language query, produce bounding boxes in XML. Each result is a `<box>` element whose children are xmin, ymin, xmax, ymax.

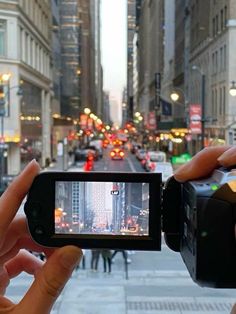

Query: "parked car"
<box><xmin>131</xmin><ymin>143</ymin><xmax>141</xmax><ymax>154</ymax></box>
<box><xmin>136</xmin><ymin>148</ymin><xmax>147</xmax><ymax>161</ymax></box>
<box><xmin>74</xmin><ymin>148</ymin><xmax>97</xmax><ymax>162</ymax></box>
<box><xmin>89</xmin><ymin>140</ymin><xmax>103</xmax><ymax>158</ymax></box>
<box><xmin>152</xmin><ymin>162</ymin><xmax>173</xmax><ymax>183</ymax></box>
<box><xmin>145</xmin><ymin>151</ymin><xmax>167</xmax><ymax>171</ymax></box>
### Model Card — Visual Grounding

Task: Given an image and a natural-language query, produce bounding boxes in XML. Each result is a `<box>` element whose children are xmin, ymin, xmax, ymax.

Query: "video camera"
<box><xmin>24</xmin><ymin>168</ymin><xmax>236</xmax><ymax>288</ymax></box>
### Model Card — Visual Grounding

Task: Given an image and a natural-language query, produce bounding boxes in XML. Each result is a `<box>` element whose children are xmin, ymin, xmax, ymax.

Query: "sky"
<box><xmin>100</xmin><ymin>0</ymin><xmax>127</xmax><ymax>125</ymax></box>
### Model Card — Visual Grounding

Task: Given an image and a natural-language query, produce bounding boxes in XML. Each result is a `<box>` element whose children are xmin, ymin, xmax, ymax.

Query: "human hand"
<box><xmin>0</xmin><ymin>160</ymin><xmax>82</xmax><ymax>313</ymax></box>
<box><xmin>174</xmin><ymin>146</ymin><xmax>233</xmax><ymax>182</ymax></box>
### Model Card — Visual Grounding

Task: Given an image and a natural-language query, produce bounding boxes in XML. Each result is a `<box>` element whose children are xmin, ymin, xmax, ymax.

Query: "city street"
<box><xmin>6</xmin><ymin>149</ymin><xmax>236</xmax><ymax>313</ymax></box>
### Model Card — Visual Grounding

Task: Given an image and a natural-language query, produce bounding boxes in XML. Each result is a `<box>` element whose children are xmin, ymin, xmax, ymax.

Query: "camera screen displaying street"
<box><xmin>55</xmin><ymin>181</ymin><xmax>149</xmax><ymax>236</ymax></box>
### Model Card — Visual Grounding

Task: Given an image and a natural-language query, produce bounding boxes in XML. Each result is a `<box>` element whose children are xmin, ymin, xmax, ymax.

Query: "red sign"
<box><xmin>147</xmin><ymin>111</ymin><xmax>156</xmax><ymax>130</ymax></box>
<box><xmin>189</xmin><ymin>104</ymin><xmax>202</xmax><ymax>134</ymax></box>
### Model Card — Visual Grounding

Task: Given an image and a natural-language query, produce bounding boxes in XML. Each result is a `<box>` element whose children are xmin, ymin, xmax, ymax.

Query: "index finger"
<box><xmin>0</xmin><ymin>160</ymin><xmax>40</xmax><ymax>244</ymax></box>
<box><xmin>174</xmin><ymin>146</ymin><xmax>231</xmax><ymax>182</ymax></box>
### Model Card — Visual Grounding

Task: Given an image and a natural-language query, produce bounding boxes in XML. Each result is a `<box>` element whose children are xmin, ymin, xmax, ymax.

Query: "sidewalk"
<box><xmin>53</xmin><ymin>268</ymin><xmax>235</xmax><ymax>314</ymax></box>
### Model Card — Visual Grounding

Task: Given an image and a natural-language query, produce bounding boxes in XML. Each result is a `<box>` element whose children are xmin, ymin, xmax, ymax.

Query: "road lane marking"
<box><xmin>127</xmin><ymin>157</ymin><xmax>136</xmax><ymax>172</ymax></box>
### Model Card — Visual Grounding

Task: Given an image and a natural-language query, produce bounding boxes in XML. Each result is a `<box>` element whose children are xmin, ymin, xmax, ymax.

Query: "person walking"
<box><xmin>101</xmin><ymin>250</ymin><xmax>112</xmax><ymax>273</ymax></box>
<box><xmin>90</xmin><ymin>249</ymin><xmax>100</xmax><ymax>271</ymax></box>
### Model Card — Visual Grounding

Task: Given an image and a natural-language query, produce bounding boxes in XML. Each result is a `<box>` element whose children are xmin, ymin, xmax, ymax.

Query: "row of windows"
<box><xmin>0</xmin><ymin>20</ymin><xmax>6</xmax><ymax>56</ymax></box>
<box><xmin>212</xmin><ymin>45</ymin><xmax>227</xmax><ymax>74</ymax></box>
<box><xmin>212</xmin><ymin>6</ymin><xmax>227</xmax><ymax>37</ymax></box>
<box><xmin>212</xmin><ymin>86</ymin><xmax>226</xmax><ymax>118</ymax></box>
<box><xmin>19</xmin><ymin>0</ymin><xmax>49</xmax><ymax>39</ymax></box>
<box><xmin>19</xmin><ymin>27</ymin><xmax>50</xmax><ymax>78</ymax></box>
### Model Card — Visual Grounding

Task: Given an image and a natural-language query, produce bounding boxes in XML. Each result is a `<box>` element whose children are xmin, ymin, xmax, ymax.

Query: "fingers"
<box><xmin>0</xmin><ymin>160</ymin><xmax>40</xmax><ymax>245</ymax></box>
<box><xmin>0</xmin><ymin>216</ymin><xmax>54</xmax><ymax>266</ymax></box>
<box><xmin>4</xmin><ymin>250</ymin><xmax>43</xmax><ymax>279</ymax></box>
<box><xmin>19</xmin><ymin>246</ymin><xmax>82</xmax><ymax>313</ymax></box>
<box><xmin>217</xmin><ymin>146</ymin><xmax>236</xmax><ymax>167</ymax></box>
<box><xmin>174</xmin><ymin>146</ymin><xmax>231</xmax><ymax>182</ymax></box>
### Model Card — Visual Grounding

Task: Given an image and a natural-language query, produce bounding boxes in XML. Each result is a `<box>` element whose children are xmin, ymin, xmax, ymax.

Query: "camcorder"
<box><xmin>24</xmin><ymin>168</ymin><xmax>236</xmax><ymax>288</ymax></box>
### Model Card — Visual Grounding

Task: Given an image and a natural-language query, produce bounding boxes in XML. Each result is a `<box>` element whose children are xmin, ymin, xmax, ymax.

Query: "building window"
<box><xmin>216</xmin><ymin>14</ymin><xmax>219</xmax><ymax>34</ymax></box>
<box><xmin>212</xmin><ymin>17</ymin><xmax>215</xmax><ymax>37</ymax></box>
<box><xmin>224</xmin><ymin>6</ymin><xmax>228</xmax><ymax>27</ymax></box>
<box><xmin>220</xmin><ymin>9</ymin><xmax>224</xmax><ymax>30</ymax></box>
<box><xmin>0</xmin><ymin>20</ymin><xmax>6</xmax><ymax>56</ymax></box>
<box><xmin>223</xmin><ymin>44</ymin><xmax>227</xmax><ymax>71</ymax></box>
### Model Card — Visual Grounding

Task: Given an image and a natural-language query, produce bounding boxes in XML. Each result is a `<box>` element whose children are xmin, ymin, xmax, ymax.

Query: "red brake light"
<box><xmin>119</xmin><ymin>151</ymin><xmax>124</xmax><ymax>157</ymax></box>
<box><xmin>110</xmin><ymin>151</ymin><xmax>115</xmax><ymax>157</ymax></box>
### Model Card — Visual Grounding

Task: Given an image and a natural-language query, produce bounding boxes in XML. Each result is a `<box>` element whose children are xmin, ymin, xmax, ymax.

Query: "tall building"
<box><xmin>90</xmin><ymin>0</ymin><xmax>103</xmax><ymax>117</ymax></box>
<box><xmin>59</xmin><ymin>0</ymin><xmax>80</xmax><ymax>118</ymax></box>
<box><xmin>186</xmin><ymin>0</ymin><xmax>234</xmax><ymax>151</ymax></box>
<box><xmin>0</xmin><ymin>0</ymin><xmax>52</xmax><ymax>174</ymax></box>
<box><xmin>127</xmin><ymin>0</ymin><xmax>136</xmax><ymax>121</ymax></box>
<box><xmin>136</xmin><ymin>0</ymin><xmax>164</xmax><ymax>124</ymax></box>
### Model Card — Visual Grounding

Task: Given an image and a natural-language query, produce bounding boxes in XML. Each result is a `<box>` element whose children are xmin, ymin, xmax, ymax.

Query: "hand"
<box><xmin>174</xmin><ymin>146</ymin><xmax>234</xmax><ymax>182</ymax></box>
<box><xmin>0</xmin><ymin>160</ymin><xmax>82</xmax><ymax>314</ymax></box>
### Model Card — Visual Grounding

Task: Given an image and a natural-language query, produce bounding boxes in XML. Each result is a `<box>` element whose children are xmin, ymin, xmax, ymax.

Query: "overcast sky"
<box><xmin>101</xmin><ymin>0</ymin><xmax>127</xmax><ymax>125</ymax></box>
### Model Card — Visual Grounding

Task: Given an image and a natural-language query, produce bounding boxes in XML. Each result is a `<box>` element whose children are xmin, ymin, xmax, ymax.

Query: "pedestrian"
<box><xmin>90</xmin><ymin>249</ymin><xmax>100</xmax><ymax>271</ymax></box>
<box><xmin>101</xmin><ymin>249</ymin><xmax>112</xmax><ymax>273</ymax></box>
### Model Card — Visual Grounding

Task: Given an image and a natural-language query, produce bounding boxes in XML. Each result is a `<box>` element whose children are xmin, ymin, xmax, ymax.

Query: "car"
<box><xmin>131</xmin><ymin>143</ymin><xmax>141</xmax><ymax>154</ymax></box>
<box><xmin>136</xmin><ymin>148</ymin><xmax>146</xmax><ymax>161</ymax></box>
<box><xmin>152</xmin><ymin>162</ymin><xmax>174</xmax><ymax>183</ymax></box>
<box><xmin>110</xmin><ymin>147</ymin><xmax>125</xmax><ymax>160</ymax></box>
<box><xmin>145</xmin><ymin>151</ymin><xmax>167</xmax><ymax>171</ymax></box>
<box><xmin>74</xmin><ymin>148</ymin><xmax>97</xmax><ymax>162</ymax></box>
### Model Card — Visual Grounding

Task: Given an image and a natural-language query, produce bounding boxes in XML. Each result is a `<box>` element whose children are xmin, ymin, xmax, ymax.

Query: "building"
<box><xmin>90</xmin><ymin>0</ymin><xmax>103</xmax><ymax>117</ymax></box>
<box><xmin>127</xmin><ymin>0</ymin><xmax>136</xmax><ymax>121</ymax></box>
<box><xmin>136</xmin><ymin>0</ymin><xmax>164</xmax><ymax>125</ymax></box>
<box><xmin>0</xmin><ymin>0</ymin><xmax>52</xmax><ymax>174</ymax></box>
<box><xmin>186</xmin><ymin>0</ymin><xmax>235</xmax><ymax>151</ymax></box>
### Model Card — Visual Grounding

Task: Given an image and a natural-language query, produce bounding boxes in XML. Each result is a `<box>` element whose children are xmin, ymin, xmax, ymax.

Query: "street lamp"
<box><xmin>170</xmin><ymin>92</ymin><xmax>180</xmax><ymax>102</ymax></box>
<box><xmin>192</xmin><ymin>65</ymin><xmax>206</xmax><ymax>150</ymax></box>
<box><xmin>229</xmin><ymin>81</ymin><xmax>236</xmax><ymax>96</ymax></box>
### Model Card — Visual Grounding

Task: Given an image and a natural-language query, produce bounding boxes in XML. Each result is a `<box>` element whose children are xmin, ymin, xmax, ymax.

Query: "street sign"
<box><xmin>172</xmin><ymin>153</ymin><xmax>192</xmax><ymax>164</ymax></box>
<box><xmin>111</xmin><ymin>190</ymin><xmax>119</xmax><ymax>195</ymax></box>
<box><xmin>189</xmin><ymin>104</ymin><xmax>202</xmax><ymax>134</ymax></box>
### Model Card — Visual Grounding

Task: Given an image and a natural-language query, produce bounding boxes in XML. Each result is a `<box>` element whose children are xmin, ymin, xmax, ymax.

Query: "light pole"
<box><xmin>229</xmin><ymin>81</ymin><xmax>236</xmax><ymax>97</ymax></box>
<box><xmin>192</xmin><ymin>65</ymin><xmax>206</xmax><ymax>150</ymax></box>
<box><xmin>170</xmin><ymin>87</ymin><xmax>188</xmax><ymax>119</ymax></box>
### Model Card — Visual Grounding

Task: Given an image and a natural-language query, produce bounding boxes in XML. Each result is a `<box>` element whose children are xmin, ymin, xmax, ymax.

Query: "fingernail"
<box><xmin>60</xmin><ymin>247</ymin><xmax>82</xmax><ymax>270</ymax></box>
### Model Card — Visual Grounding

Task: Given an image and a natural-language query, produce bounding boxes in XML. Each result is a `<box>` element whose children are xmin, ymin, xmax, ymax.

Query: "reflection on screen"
<box><xmin>55</xmin><ymin>181</ymin><xmax>149</xmax><ymax>236</ymax></box>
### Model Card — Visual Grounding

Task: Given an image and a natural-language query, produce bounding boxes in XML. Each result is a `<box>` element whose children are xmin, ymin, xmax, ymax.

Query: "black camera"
<box><xmin>24</xmin><ymin>168</ymin><xmax>236</xmax><ymax>288</ymax></box>
<box><xmin>163</xmin><ymin>168</ymin><xmax>236</xmax><ymax>288</ymax></box>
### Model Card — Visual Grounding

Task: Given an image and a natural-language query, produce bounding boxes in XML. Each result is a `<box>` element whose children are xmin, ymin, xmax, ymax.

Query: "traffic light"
<box><xmin>0</xmin><ymin>85</ymin><xmax>5</xmax><ymax>116</ymax></box>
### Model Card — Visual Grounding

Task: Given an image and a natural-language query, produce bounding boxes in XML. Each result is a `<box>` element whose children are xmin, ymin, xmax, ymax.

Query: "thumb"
<box><xmin>19</xmin><ymin>246</ymin><xmax>82</xmax><ymax>314</ymax></box>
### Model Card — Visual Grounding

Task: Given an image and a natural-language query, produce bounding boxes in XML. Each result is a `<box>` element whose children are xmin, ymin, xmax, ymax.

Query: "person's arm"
<box><xmin>0</xmin><ymin>160</ymin><xmax>82</xmax><ymax>314</ymax></box>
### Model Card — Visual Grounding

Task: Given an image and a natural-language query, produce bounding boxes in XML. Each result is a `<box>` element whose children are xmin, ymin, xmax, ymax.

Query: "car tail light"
<box><xmin>110</xmin><ymin>151</ymin><xmax>115</xmax><ymax>157</ymax></box>
<box><xmin>119</xmin><ymin>151</ymin><xmax>124</xmax><ymax>157</ymax></box>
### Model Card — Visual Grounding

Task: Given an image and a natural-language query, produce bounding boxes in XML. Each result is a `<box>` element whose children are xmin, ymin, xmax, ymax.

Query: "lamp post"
<box><xmin>229</xmin><ymin>81</ymin><xmax>236</xmax><ymax>97</ymax></box>
<box><xmin>192</xmin><ymin>65</ymin><xmax>206</xmax><ymax>150</ymax></box>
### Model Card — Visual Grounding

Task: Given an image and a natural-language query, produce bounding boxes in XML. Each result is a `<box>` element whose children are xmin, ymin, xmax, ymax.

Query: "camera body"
<box><xmin>163</xmin><ymin>168</ymin><xmax>236</xmax><ymax>288</ymax></box>
<box><xmin>24</xmin><ymin>168</ymin><xmax>236</xmax><ymax>288</ymax></box>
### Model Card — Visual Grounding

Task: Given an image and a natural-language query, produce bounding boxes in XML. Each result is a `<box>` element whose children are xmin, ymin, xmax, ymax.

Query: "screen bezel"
<box><xmin>26</xmin><ymin>171</ymin><xmax>162</xmax><ymax>250</ymax></box>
